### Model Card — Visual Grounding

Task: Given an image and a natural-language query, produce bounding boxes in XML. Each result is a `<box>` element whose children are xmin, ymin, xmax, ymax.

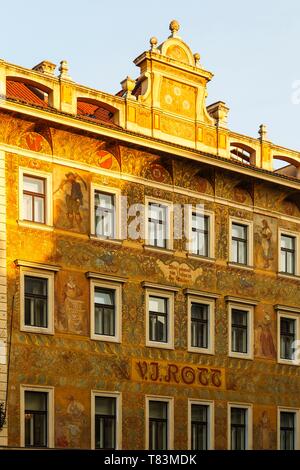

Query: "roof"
<box><xmin>6</xmin><ymin>80</ymin><xmax>117</xmax><ymax>126</ymax></box>
<box><xmin>6</xmin><ymin>80</ymin><xmax>48</xmax><ymax>107</ymax></box>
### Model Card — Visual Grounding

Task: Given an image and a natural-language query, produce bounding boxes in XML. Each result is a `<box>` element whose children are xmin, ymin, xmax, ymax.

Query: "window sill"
<box><xmin>89</xmin><ymin>235</ymin><xmax>122</xmax><ymax>245</ymax></box>
<box><xmin>229</xmin><ymin>352</ymin><xmax>253</xmax><ymax>361</ymax></box>
<box><xmin>21</xmin><ymin>326</ymin><xmax>54</xmax><ymax>335</ymax></box>
<box><xmin>18</xmin><ymin>220</ymin><xmax>54</xmax><ymax>232</ymax></box>
<box><xmin>91</xmin><ymin>334</ymin><xmax>121</xmax><ymax>343</ymax></box>
<box><xmin>144</xmin><ymin>245</ymin><xmax>174</xmax><ymax>255</ymax></box>
<box><xmin>188</xmin><ymin>347</ymin><xmax>215</xmax><ymax>355</ymax></box>
<box><xmin>146</xmin><ymin>341</ymin><xmax>175</xmax><ymax>350</ymax></box>
<box><xmin>277</xmin><ymin>272</ymin><xmax>300</xmax><ymax>281</ymax></box>
<box><xmin>187</xmin><ymin>253</ymin><xmax>215</xmax><ymax>263</ymax></box>
<box><xmin>228</xmin><ymin>262</ymin><xmax>253</xmax><ymax>271</ymax></box>
<box><xmin>278</xmin><ymin>359</ymin><xmax>299</xmax><ymax>366</ymax></box>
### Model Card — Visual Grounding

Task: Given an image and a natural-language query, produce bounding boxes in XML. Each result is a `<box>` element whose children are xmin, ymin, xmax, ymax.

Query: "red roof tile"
<box><xmin>77</xmin><ymin>100</ymin><xmax>116</xmax><ymax>126</ymax></box>
<box><xmin>6</xmin><ymin>80</ymin><xmax>48</xmax><ymax>107</ymax></box>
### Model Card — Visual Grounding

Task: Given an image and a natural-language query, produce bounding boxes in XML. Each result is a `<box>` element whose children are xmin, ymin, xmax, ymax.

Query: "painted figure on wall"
<box><xmin>57</xmin><ymin>276</ymin><xmax>87</xmax><ymax>335</ymax></box>
<box><xmin>54</xmin><ymin>172</ymin><xmax>87</xmax><ymax>230</ymax></box>
<box><xmin>258</xmin><ymin>411</ymin><xmax>271</xmax><ymax>449</ymax></box>
<box><xmin>255</xmin><ymin>314</ymin><xmax>276</xmax><ymax>359</ymax></box>
<box><xmin>255</xmin><ymin>218</ymin><xmax>274</xmax><ymax>269</ymax></box>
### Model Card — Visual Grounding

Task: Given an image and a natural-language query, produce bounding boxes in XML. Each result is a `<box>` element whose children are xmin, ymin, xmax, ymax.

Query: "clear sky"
<box><xmin>1</xmin><ymin>0</ymin><xmax>300</xmax><ymax>154</ymax></box>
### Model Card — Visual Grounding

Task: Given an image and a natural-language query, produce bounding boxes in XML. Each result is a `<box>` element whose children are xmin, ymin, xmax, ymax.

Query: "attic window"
<box><xmin>230</xmin><ymin>146</ymin><xmax>251</xmax><ymax>165</ymax></box>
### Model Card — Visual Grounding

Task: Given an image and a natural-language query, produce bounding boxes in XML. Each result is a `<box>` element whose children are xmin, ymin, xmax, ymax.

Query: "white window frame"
<box><xmin>90</xmin><ymin>279</ymin><xmax>122</xmax><ymax>343</ymax></box>
<box><xmin>188</xmin><ymin>399</ymin><xmax>214</xmax><ymax>450</ymax></box>
<box><xmin>277</xmin><ymin>407</ymin><xmax>300</xmax><ymax>450</ymax></box>
<box><xmin>278</xmin><ymin>228</ymin><xmax>300</xmax><ymax>277</ymax></box>
<box><xmin>20</xmin><ymin>384</ymin><xmax>54</xmax><ymax>448</ymax></box>
<box><xmin>145</xmin><ymin>197</ymin><xmax>173</xmax><ymax>251</ymax></box>
<box><xmin>227</xmin><ymin>402</ymin><xmax>253</xmax><ymax>450</ymax></box>
<box><xmin>187</xmin><ymin>296</ymin><xmax>215</xmax><ymax>354</ymax></box>
<box><xmin>19</xmin><ymin>167</ymin><xmax>53</xmax><ymax>228</ymax></box>
<box><xmin>229</xmin><ymin>217</ymin><xmax>253</xmax><ymax>267</ymax></box>
<box><xmin>186</xmin><ymin>207</ymin><xmax>215</xmax><ymax>259</ymax></box>
<box><xmin>145</xmin><ymin>395</ymin><xmax>174</xmax><ymax>450</ymax></box>
<box><xmin>20</xmin><ymin>267</ymin><xmax>55</xmax><ymax>335</ymax></box>
<box><xmin>277</xmin><ymin>311</ymin><xmax>300</xmax><ymax>366</ymax></box>
<box><xmin>91</xmin><ymin>390</ymin><xmax>122</xmax><ymax>450</ymax></box>
<box><xmin>90</xmin><ymin>184</ymin><xmax>121</xmax><ymax>240</ymax></box>
<box><xmin>228</xmin><ymin>302</ymin><xmax>254</xmax><ymax>360</ymax></box>
<box><xmin>145</xmin><ymin>288</ymin><xmax>174</xmax><ymax>350</ymax></box>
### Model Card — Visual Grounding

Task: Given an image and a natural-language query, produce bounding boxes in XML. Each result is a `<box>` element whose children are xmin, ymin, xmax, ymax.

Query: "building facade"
<box><xmin>0</xmin><ymin>20</ymin><xmax>300</xmax><ymax>450</ymax></box>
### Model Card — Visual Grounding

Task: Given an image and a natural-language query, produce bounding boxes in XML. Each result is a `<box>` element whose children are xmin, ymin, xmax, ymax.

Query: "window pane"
<box><xmin>281</xmin><ymin>235</ymin><xmax>295</xmax><ymax>250</ymax></box>
<box><xmin>25</xmin><ymin>391</ymin><xmax>47</xmax><ymax>411</ymax></box>
<box><xmin>23</xmin><ymin>176</ymin><xmax>45</xmax><ymax>194</ymax></box>
<box><xmin>232</xmin><ymin>239</ymin><xmax>238</xmax><ymax>263</ymax></box>
<box><xmin>23</xmin><ymin>194</ymin><xmax>33</xmax><ymax>220</ymax></box>
<box><xmin>95</xmin><ymin>397</ymin><xmax>116</xmax><ymax>416</ymax></box>
<box><xmin>149</xmin><ymin>313</ymin><xmax>167</xmax><ymax>342</ymax></box>
<box><xmin>149</xmin><ymin>296</ymin><xmax>167</xmax><ymax>313</ymax></box>
<box><xmin>232</xmin><ymin>223</ymin><xmax>247</xmax><ymax>240</ymax></box>
<box><xmin>34</xmin><ymin>197</ymin><xmax>45</xmax><ymax>223</ymax></box>
<box><xmin>25</xmin><ymin>277</ymin><xmax>47</xmax><ymax>296</ymax></box>
<box><xmin>94</xmin><ymin>288</ymin><xmax>114</xmax><ymax>306</ymax></box>
<box><xmin>149</xmin><ymin>401</ymin><xmax>168</xmax><ymax>419</ymax></box>
<box><xmin>286</xmin><ymin>252</ymin><xmax>295</xmax><ymax>274</ymax></box>
<box><xmin>148</xmin><ymin>203</ymin><xmax>167</xmax><ymax>248</ymax></box>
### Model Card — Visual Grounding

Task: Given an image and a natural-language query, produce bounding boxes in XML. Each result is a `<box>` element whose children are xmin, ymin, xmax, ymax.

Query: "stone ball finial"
<box><xmin>194</xmin><ymin>52</ymin><xmax>201</xmax><ymax>66</ymax></box>
<box><xmin>169</xmin><ymin>20</ymin><xmax>180</xmax><ymax>36</ymax></box>
<box><xmin>150</xmin><ymin>36</ymin><xmax>158</xmax><ymax>52</ymax></box>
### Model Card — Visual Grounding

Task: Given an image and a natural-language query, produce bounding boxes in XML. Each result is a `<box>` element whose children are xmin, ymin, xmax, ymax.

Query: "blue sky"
<box><xmin>2</xmin><ymin>0</ymin><xmax>300</xmax><ymax>153</ymax></box>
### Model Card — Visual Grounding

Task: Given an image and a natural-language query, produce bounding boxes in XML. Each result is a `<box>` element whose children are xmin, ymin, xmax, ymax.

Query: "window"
<box><xmin>228</xmin><ymin>303</ymin><xmax>254</xmax><ymax>359</ymax></box>
<box><xmin>90</xmin><ymin>279</ymin><xmax>122</xmax><ymax>343</ymax></box>
<box><xmin>191</xmin><ymin>213</ymin><xmax>209</xmax><ymax>256</ymax></box>
<box><xmin>229</xmin><ymin>218</ymin><xmax>253</xmax><ymax>266</ymax></box>
<box><xmin>94</xmin><ymin>191</ymin><xmax>115</xmax><ymax>239</ymax></box>
<box><xmin>231</xmin><ymin>309</ymin><xmax>248</xmax><ymax>354</ymax></box>
<box><xmin>23</xmin><ymin>175</ymin><xmax>46</xmax><ymax>223</ymax></box>
<box><xmin>95</xmin><ymin>396</ymin><xmax>116</xmax><ymax>449</ymax></box>
<box><xmin>149</xmin><ymin>296</ymin><xmax>168</xmax><ymax>343</ymax></box>
<box><xmin>92</xmin><ymin>391</ymin><xmax>121</xmax><ymax>450</ymax></box>
<box><xmin>280</xmin><ymin>234</ymin><xmax>296</xmax><ymax>275</ymax></box>
<box><xmin>145</xmin><ymin>287</ymin><xmax>175</xmax><ymax>349</ymax></box>
<box><xmin>228</xmin><ymin>404</ymin><xmax>252</xmax><ymax>450</ymax></box>
<box><xmin>187</xmin><ymin>209</ymin><xmax>214</xmax><ymax>259</ymax></box>
<box><xmin>278</xmin><ymin>408</ymin><xmax>300</xmax><ymax>450</ymax></box>
<box><xmin>187</xmin><ymin>296</ymin><xmax>215</xmax><ymax>354</ymax></box>
<box><xmin>278</xmin><ymin>310</ymin><xmax>299</xmax><ymax>364</ymax></box>
<box><xmin>188</xmin><ymin>400</ymin><xmax>214</xmax><ymax>450</ymax></box>
<box><xmin>19</xmin><ymin>168</ymin><xmax>52</xmax><ymax>227</ymax></box>
<box><xmin>146</xmin><ymin>397</ymin><xmax>173</xmax><ymax>450</ymax></box>
<box><xmin>146</xmin><ymin>199</ymin><xmax>172</xmax><ymax>250</ymax></box>
<box><xmin>280</xmin><ymin>411</ymin><xmax>295</xmax><ymax>450</ymax></box>
<box><xmin>91</xmin><ymin>186</ymin><xmax>120</xmax><ymax>240</ymax></box>
<box><xmin>20</xmin><ymin>266</ymin><xmax>55</xmax><ymax>335</ymax></box>
<box><xmin>24</xmin><ymin>276</ymin><xmax>48</xmax><ymax>328</ymax></box>
<box><xmin>231</xmin><ymin>223</ymin><xmax>247</xmax><ymax>264</ymax></box>
<box><xmin>21</xmin><ymin>386</ymin><xmax>54</xmax><ymax>448</ymax></box>
<box><xmin>94</xmin><ymin>288</ymin><xmax>115</xmax><ymax>337</ymax></box>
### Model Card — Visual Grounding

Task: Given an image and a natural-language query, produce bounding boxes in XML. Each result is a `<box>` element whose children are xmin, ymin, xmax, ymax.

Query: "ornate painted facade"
<box><xmin>0</xmin><ymin>20</ymin><xmax>300</xmax><ymax>450</ymax></box>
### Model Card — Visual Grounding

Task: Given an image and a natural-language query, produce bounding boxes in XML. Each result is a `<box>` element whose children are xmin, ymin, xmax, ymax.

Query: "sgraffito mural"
<box><xmin>3</xmin><ymin>110</ymin><xmax>300</xmax><ymax>449</ymax></box>
<box><xmin>254</xmin><ymin>215</ymin><xmax>277</xmax><ymax>271</ymax></box>
<box><xmin>53</xmin><ymin>166</ymin><xmax>89</xmax><ymax>233</ymax></box>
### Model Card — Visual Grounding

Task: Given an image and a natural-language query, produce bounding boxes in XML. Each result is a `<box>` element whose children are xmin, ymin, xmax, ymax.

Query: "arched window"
<box><xmin>230</xmin><ymin>143</ymin><xmax>256</xmax><ymax>165</ymax></box>
<box><xmin>6</xmin><ymin>78</ymin><xmax>50</xmax><ymax>107</ymax></box>
<box><xmin>77</xmin><ymin>98</ymin><xmax>118</xmax><ymax>126</ymax></box>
